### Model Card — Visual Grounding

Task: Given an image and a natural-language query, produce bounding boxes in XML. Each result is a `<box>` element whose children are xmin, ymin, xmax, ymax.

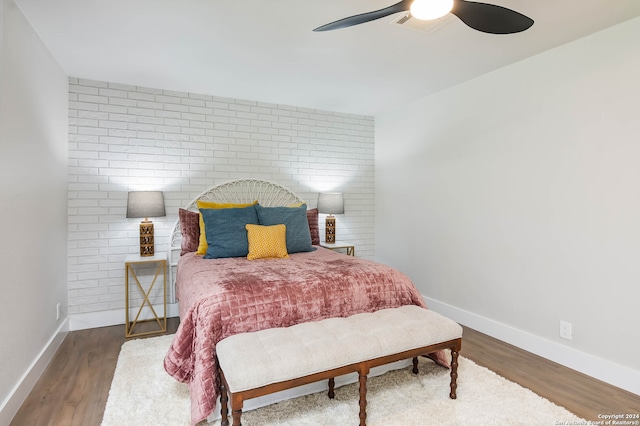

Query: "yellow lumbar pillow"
<box><xmin>246</xmin><ymin>224</ymin><xmax>289</xmax><ymax>260</ymax></box>
<box><xmin>196</xmin><ymin>200</ymin><xmax>258</xmax><ymax>255</ymax></box>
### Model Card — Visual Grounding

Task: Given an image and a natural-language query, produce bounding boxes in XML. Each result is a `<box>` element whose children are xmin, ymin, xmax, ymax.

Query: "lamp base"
<box><xmin>139</xmin><ymin>220</ymin><xmax>155</xmax><ymax>256</ymax></box>
<box><xmin>325</xmin><ymin>215</ymin><xmax>336</xmax><ymax>243</ymax></box>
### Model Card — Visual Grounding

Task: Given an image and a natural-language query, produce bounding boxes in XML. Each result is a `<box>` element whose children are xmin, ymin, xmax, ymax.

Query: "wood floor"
<box><xmin>9</xmin><ymin>320</ymin><xmax>640</xmax><ymax>426</ymax></box>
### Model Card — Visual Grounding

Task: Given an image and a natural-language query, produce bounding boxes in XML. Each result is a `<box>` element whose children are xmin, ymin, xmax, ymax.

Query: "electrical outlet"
<box><xmin>56</xmin><ymin>303</ymin><xmax>61</xmax><ymax>321</ymax></box>
<box><xmin>560</xmin><ymin>320</ymin><xmax>572</xmax><ymax>340</ymax></box>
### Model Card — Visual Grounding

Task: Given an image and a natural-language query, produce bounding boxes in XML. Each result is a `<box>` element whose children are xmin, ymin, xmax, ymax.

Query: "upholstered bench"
<box><xmin>216</xmin><ymin>305</ymin><xmax>463</xmax><ymax>426</ymax></box>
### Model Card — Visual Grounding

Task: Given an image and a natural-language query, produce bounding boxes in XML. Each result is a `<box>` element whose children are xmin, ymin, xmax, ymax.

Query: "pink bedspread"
<box><xmin>164</xmin><ymin>248</ymin><xmax>436</xmax><ymax>425</ymax></box>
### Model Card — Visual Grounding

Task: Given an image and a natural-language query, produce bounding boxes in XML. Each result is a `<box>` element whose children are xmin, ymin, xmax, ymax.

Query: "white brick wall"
<box><xmin>67</xmin><ymin>78</ymin><xmax>375</xmax><ymax>316</ymax></box>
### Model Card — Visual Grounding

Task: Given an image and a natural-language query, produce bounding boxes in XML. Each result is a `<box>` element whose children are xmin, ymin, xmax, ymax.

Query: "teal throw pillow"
<box><xmin>255</xmin><ymin>204</ymin><xmax>314</xmax><ymax>254</ymax></box>
<box><xmin>200</xmin><ymin>205</ymin><xmax>259</xmax><ymax>259</ymax></box>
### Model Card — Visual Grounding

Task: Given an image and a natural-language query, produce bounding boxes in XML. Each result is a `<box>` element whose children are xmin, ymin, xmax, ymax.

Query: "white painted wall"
<box><xmin>67</xmin><ymin>78</ymin><xmax>374</xmax><ymax>326</ymax></box>
<box><xmin>375</xmin><ymin>17</ymin><xmax>640</xmax><ymax>394</ymax></box>
<box><xmin>0</xmin><ymin>0</ymin><xmax>69</xmax><ymax>422</ymax></box>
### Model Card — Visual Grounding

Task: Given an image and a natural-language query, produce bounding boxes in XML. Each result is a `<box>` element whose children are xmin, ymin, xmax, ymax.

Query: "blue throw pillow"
<box><xmin>200</xmin><ymin>205</ymin><xmax>259</xmax><ymax>259</ymax></box>
<box><xmin>255</xmin><ymin>204</ymin><xmax>314</xmax><ymax>254</ymax></box>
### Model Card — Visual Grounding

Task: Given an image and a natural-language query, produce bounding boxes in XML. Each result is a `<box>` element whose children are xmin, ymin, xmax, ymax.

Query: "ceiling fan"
<box><xmin>314</xmin><ymin>0</ymin><xmax>534</xmax><ymax>35</ymax></box>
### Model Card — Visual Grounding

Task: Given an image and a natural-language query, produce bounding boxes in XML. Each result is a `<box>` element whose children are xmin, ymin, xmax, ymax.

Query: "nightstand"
<box><xmin>124</xmin><ymin>253</ymin><xmax>167</xmax><ymax>338</ymax></box>
<box><xmin>319</xmin><ymin>240</ymin><xmax>355</xmax><ymax>256</ymax></box>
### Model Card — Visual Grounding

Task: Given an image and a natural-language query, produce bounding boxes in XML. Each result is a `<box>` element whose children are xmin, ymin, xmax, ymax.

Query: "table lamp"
<box><xmin>317</xmin><ymin>192</ymin><xmax>344</xmax><ymax>243</ymax></box>
<box><xmin>126</xmin><ymin>191</ymin><xmax>166</xmax><ymax>256</ymax></box>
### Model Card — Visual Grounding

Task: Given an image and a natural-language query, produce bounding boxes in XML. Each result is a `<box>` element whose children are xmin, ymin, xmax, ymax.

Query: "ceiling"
<box><xmin>15</xmin><ymin>0</ymin><xmax>640</xmax><ymax>116</ymax></box>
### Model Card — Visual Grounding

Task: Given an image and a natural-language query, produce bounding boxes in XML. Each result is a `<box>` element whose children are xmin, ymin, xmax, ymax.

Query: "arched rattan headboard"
<box><xmin>168</xmin><ymin>179</ymin><xmax>305</xmax><ymax>301</ymax></box>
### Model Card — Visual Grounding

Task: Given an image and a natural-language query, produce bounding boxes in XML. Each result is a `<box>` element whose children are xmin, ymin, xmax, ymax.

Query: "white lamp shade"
<box><xmin>317</xmin><ymin>193</ymin><xmax>344</xmax><ymax>215</ymax></box>
<box><xmin>126</xmin><ymin>191</ymin><xmax>166</xmax><ymax>219</ymax></box>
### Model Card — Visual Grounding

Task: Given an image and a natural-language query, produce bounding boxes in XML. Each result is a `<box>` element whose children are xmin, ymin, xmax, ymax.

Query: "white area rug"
<box><xmin>102</xmin><ymin>334</ymin><xmax>585</xmax><ymax>426</ymax></box>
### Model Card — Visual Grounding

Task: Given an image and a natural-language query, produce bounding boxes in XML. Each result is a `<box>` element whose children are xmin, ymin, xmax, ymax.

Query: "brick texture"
<box><xmin>67</xmin><ymin>78</ymin><xmax>375</xmax><ymax>316</ymax></box>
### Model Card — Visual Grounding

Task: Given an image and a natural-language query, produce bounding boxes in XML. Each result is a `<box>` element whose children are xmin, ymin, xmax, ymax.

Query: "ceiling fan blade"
<box><xmin>314</xmin><ymin>0</ymin><xmax>413</xmax><ymax>32</ymax></box>
<box><xmin>451</xmin><ymin>0</ymin><xmax>534</xmax><ymax>34</ymax></box>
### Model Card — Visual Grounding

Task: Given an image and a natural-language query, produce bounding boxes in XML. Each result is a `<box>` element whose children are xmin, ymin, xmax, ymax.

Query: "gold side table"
<box><xmin>319</xmin><ymin>240</ymin><xmax>355</xmax><ymax>256</ymax></box>
<box><xmin>124</xmin><ymin>253</ymin><xmax>167</xmax><ymax>338</ymax></box>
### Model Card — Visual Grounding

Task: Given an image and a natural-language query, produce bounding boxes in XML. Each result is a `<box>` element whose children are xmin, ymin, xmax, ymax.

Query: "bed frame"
<box><xmin>168</xmin><ymin>179</ymin><xmax>305</xmax><ymax>303</ymax></box>
<box><xmin>167</xmin><ymin>179</ymin><xmax>426</xmax><ymax>422</ymax></box>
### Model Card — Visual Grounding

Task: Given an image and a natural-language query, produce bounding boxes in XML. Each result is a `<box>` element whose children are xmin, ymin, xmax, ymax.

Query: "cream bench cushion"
<box><xmin>217</xmin><ymin>305</ymin><xmax>463</xmax><ymax>393</ymax></box>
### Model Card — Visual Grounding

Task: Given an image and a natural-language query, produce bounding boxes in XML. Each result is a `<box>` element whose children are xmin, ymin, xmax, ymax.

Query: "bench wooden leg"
<box><xmin>231</xmin><ymin>408</ymin><xmax>242</xmax><ymax>426</ymax></box>
<box><xmin>328</xmin><ymin>377</ymin><xmax>335</xmax><ymax>399</ymax></box>
<box><xmin>449</xmin><ymin>346</ymin><xmax>460</xmax><ymax>400</ymax></box>
<box><xmin>219</xmin><ymin>371</ymin><xmax>229</xmax><ymax>426</ymax></box>
<box><xmin>358</xmin><ymin>366</ymin><xmax>370</xmax><ymax>426</ymax></box>
<box><xmin>412</xmin><ymin>357</ymin><xmax>419</xmax><ymax>374</ymax></box>
<box><xmin>230</xmin><ymin>394</ymin><xmax>244</xmax><ymax>426</ymax></box>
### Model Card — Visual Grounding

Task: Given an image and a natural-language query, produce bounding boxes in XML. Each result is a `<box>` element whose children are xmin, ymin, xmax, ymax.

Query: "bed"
<box><xmin>163</xmin><ymin>179</ymin><xmax>445</xmax><ymax>425</ymax></box>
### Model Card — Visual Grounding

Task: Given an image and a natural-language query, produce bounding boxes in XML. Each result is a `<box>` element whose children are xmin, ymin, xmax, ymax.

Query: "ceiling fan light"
<box><xmin>410</xmin><ymin>0</ymin><xmax>454</xmax><ymax>20</ymax></box>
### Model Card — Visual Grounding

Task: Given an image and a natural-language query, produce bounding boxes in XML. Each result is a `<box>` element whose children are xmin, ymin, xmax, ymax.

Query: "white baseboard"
<box><xmin>0</xmin><ymin>317</ymin><xmax>70</xmax><ymax>426</ymax></box>
<box><xmin>424</xmin><ymin>296</ymin><xmax>640</xmax><ymax>396</ymax></box>
<box><xmin>69</xmin><ymin>303</ymin><xmax>179</xmax><ymax>331</ymax></box>
<box><xmin>2</xmin><ymin>305</ymin><xmax>179</xmax><ymax>423</ymax></box>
